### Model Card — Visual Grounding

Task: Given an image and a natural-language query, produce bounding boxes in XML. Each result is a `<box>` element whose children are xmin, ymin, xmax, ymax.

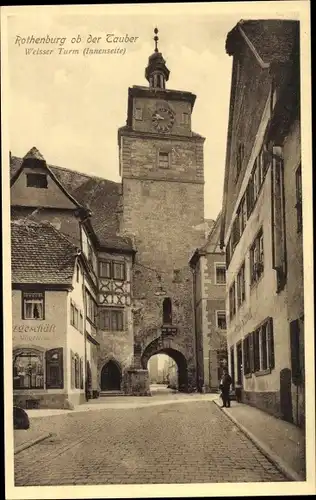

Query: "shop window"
<box><xmin>13</xmin><ymin>349</ymin><xmax>44</xmax><ymax>389</ymax></box>
<box><xmin>22</xmin><ymin>291</ymin><xmax>44</xmax><ymax>320</ymax></box>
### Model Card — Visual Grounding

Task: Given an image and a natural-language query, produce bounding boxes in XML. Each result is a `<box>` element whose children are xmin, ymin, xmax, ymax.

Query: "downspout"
<box><xmin>191</xmin><ymin>265</ymin><xmax>200</xmax><ymax>392</ymax></box>
<box><xmin>78</xmin><ymin>211</ymin><xmax>92</xmax><ymax>402</ymax></box>
<box><xmin>82</xmin><ymin>274</ymin><xmax>88</xmax><ymax>401</ymax></box>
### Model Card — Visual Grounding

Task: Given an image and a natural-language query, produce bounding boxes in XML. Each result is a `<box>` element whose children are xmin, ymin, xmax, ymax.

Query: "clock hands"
<box><xmin>153</xmin><ymin>113</ymin><xmax>165</xmax><ymax>121</ymax></box>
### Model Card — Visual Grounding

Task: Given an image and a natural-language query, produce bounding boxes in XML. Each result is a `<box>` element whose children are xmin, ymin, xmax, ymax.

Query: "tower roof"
<box><xmin>145</xmin><ymin>28</ymin><xmax>170</xmax><ymax>86</ymax></box>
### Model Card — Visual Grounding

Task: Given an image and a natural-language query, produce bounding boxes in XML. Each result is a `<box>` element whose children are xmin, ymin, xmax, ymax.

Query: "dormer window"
<box><xmin>26</xmin><ymin>173</ymin><xmax>48</xmax><ymax>189</ymax></box>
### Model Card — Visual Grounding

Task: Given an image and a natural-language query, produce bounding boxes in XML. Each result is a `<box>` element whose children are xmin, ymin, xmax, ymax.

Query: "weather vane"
<box><xmin>154</xmin><ymin>27</ymin><xmax>159</xmax><ymax>52</ymax></box>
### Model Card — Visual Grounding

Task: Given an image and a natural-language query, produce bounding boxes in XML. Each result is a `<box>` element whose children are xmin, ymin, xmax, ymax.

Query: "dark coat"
<box><xmin>220</xmin><ymin>373</ymin><xmax>232</xmax><ymax>391</ymax></box>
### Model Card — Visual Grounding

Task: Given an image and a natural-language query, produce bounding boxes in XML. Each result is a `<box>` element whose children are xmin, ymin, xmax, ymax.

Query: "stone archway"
<box><xmin>100</xmin><ymin>360</ymin><xmax>122</xmax><ymax>391</ymax></box>
<box><xmin>141</xmin><ymin>338</ymin><xmax>189</xmax><ymax>392</ymax></box>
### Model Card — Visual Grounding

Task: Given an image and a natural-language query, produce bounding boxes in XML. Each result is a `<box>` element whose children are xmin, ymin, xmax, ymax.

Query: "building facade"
<box><xmin>10</xmin><ymin>30</ymin><xmax>207</xmax><ymax>406</ymax></box>
<box><xmin>118</xmin><ymin>32</ymin><xmax>206</xmax><ymax>392</ymax></box>
<box><xmin>220</xmin><ymin>20</ymin><xmax>304</xmax><ymax>426</ymax></box>
<box><xmin>190</xmin><ymin>214</ymin><xmax>227</xmax><ymax>393</ymax></box>
<box><xmin>11</xmin><ymin>220</ymin><xmax>98</xmax><ymax>409</ymax></box>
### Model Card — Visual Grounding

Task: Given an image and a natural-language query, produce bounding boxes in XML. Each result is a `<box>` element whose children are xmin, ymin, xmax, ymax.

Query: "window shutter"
<box><xmin>80</xmin><ymin>357</ymin><xmax>84</xmax><ymax>389</ymax></box>
<box><xmin>290</xmin><ymin>319</ymin><xmax>301</xmax><ymax>385</ymax></box>
<box><xmin>225</xmin><ymin>238</ymin><xmax>231</xmax><ymax>268</ymax></box>
<box><xmin>70</xmin><ymin>349</ymin><xmax>75</xmax><ymax>388</ymax></box>
<box><xmin>268</xmin><ymin>317</ymin><xmax>275</xmax><ymax>369</ymax></box>
<box><xmin>249</xmin><ymin>332</ymin><xmax>254</xmax><ymax>373</ymax></box>
<box><xmin>246</xmin><ymin>181</ymin><xmax>253</xmax><ymax>217</ymax></box>
<box><xmin>254</xmin><ymin>330</ymin><xmax>260</xmax><ymax>372</ymax></box>
<box><xmin>242</xmin><ymin>338</ymin><xmax>247</xmax><ymax>375</ymax></box>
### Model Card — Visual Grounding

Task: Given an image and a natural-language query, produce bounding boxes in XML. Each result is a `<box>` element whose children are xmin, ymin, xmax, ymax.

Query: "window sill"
<box><xmin>244</xmin><ymin>373</ymin><xmax>252</xmax><ymax>379</ymax></box>
<box><xmin>100</xmin><ymin>277</ymin><xmax>126</xmax><ymax>282</ymax></box>
<box><xmin>22</xmin><ymin>318</ymin><xmax>45</xmax><ymax>321</ymax></box>
<box><xmin>100</xmin><ymin>329</ymin><xmax>125</xmax><ymax>333</ymax></box>
<box><xmin>254</xmin><ymin>368</ymin><xmax>271</xmax><ymax>377</ymax></box>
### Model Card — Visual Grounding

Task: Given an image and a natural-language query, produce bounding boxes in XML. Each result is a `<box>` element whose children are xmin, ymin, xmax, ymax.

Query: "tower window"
<box><xmin>26</xmin><ymin>173</ymin><xmax>48</xmax><ymax>189</ymax></box>
<box><xmin>135</xmin><ymin>107</ymin><xmax>143</xmax><ymax>120</ymax></box>
<box><xmin>163</xmin><ymin>298</ymin><xmax>172</xmax><ymax>324</ymax></box>
<box><xmin>182</xmin><ymin>113</ymin><xmax>189</xmax><ymax>125</ymax></box>
<box><xmin>158</xmin><ymin>152</ymin><xmax>170</xmax><ymax>169</ymax></box>
<box><xmin>152</xmin><ymin>73</ymin><xmax>165</xmax><ymax>89</ymax></box>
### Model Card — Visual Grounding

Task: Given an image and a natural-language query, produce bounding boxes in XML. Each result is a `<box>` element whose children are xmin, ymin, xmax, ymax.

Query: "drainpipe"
<box><xmin>191</xmin><ymin>266</ymin><xmax>200</xmax><ymax>392</ymax></box>
<box><xmin>82</xmin><ymin>274</ymin><xmax>88</xmax><ymax>402</ymax></box>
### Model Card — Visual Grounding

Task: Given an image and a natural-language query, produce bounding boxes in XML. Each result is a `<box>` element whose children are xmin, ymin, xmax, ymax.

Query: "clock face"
<box><xmin>152</xmin><ymin>107</ymin><xmax>175</xmax><ymax>133</ymax></box>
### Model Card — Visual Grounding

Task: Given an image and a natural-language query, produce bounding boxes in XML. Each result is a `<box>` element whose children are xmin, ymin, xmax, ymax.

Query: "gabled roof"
<box><xmin>189</xmin><ymin>212</ymin><xmax>222</xmax><ymax>267</ymax></box>
<box><xmin>10</xmin><ymin>154</ymin><xmax>135</xmax><ymax>252</ymax></box>
<box><xmin>226</xmin><ymin>19</ymin><xmax>299</xmax><ymax>67</ymax></box>
<box><xmin>11</xmin><ymin>219</ymin><xmax>79</xmax><ymax>285</ymax></box>
<box><xmin>10</xmin><ymin>147</ymin><xmax>85</xmax><ymax>211</ymax></box>
<box><xmin>220</xmin><ymin>19</ymin><xmax>299</xmax><ymax>247</ymax></box>
<box><xmin>200</xmin><ymin>212</ymin><xmax>222</xmax><ymax>253</ymax></box>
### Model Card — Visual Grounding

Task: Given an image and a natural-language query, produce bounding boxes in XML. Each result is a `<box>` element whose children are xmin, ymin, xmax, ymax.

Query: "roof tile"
<box><xmin>11</xmin><ymin>220</ymin><xmax>79</xmax><ymax>285</ymax></box>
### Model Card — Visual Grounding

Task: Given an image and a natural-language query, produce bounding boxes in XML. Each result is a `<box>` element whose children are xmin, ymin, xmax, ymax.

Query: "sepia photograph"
<box><xmin>1</xmin><ymin>1</ymin><xmax>314</xmax><ymax>498</ymax></box>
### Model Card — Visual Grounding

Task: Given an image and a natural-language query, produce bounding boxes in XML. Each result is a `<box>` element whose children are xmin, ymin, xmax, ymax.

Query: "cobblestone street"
<box><xmin>14</xmin><ymin>398</ymin><xmax>287</xmax><ymax>486</ymax></box>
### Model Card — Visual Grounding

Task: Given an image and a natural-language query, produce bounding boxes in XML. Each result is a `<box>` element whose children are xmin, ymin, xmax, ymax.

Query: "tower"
<box><xmin>118</xmin><ymin>29</ymin><xmax>205</xmax><ymax>392</ymax></box>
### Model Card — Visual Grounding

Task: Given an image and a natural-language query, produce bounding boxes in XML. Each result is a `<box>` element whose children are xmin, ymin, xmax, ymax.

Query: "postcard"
<box><xmin>1</xmin><ymin>2</ymin><xmax>314</xmax><ymax>499</ymax></box>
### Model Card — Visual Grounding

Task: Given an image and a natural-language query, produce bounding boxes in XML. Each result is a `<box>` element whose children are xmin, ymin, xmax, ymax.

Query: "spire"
<box><xmin>154</xmin><ymin>27</ymin><xmax>159</xmax><ymax>52</ymax></box>
<box><xmin>145</xmin><ymin>27</ymin><xmax>170</xmax><ymax>89</ymax></box>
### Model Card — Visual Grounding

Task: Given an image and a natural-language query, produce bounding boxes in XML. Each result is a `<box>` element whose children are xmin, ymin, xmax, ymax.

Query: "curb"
<box><xmin>213</xmin><ymin>400</ymin><xmax>304</xmax><ymax>482</ymax></box>
<box><xmin>14</xmin><ymin>432</ymin><xmax>52</xmax><ymax>455</ymax></box>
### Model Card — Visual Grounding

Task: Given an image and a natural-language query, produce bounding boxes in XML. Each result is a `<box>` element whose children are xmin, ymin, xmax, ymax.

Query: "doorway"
<box><xmin>101</xmin><ymin>360</ymin><xmax>121</xmax><ymax>391</ymax></box>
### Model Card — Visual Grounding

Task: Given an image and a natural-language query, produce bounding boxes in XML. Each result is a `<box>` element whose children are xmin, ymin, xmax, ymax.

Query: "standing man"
<box><xmin>219</xmin><ymin>367</ymin><xmax>232</xmax><ymax>408</ymax></box>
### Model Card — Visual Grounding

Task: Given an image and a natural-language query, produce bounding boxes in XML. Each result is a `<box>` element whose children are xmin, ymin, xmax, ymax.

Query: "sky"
<box><xmin>6</xmin><ymin>3</ymin><xmax>301</xmax><ymax>220</ymax></box>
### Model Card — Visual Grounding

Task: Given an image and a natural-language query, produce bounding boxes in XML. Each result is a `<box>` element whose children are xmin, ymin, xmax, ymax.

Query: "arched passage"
<box><xmin>100</xmin><ymin>360</ymin><xmax>121</xmax><ymax>391</ymax></box>
<box><xmin>141</xmin><ymin>342</ymin><xmax>189</xmax><ymax>392</ymax></box>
